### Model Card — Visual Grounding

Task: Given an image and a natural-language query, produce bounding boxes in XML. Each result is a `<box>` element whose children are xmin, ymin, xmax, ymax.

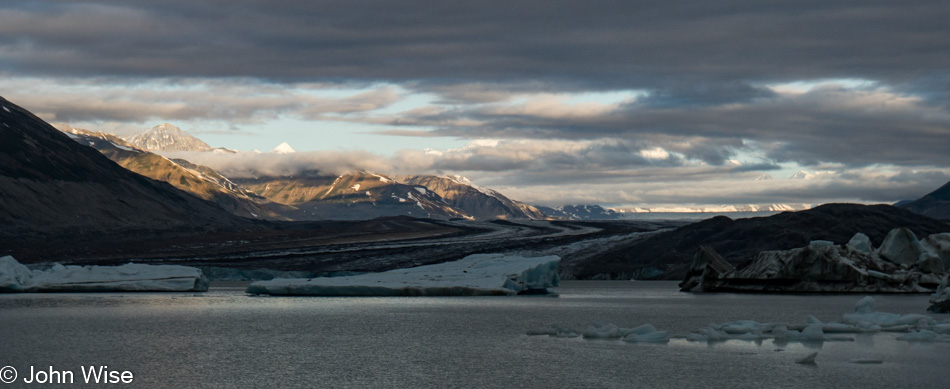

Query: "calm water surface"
<box><xmin>1</xmin><ymin>281</ymin><xmax>947</xmax><ymax>388</ymax></box>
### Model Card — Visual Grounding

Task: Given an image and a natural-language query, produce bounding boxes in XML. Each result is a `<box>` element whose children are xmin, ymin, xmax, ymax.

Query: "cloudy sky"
<box><xmin>2</xmin><ymin>0</ymin><xmax>949</xmax><ymax>209</ymax></box>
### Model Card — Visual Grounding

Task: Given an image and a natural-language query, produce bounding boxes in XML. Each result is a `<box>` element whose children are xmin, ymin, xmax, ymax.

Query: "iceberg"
<box><xmin>0</xmin><ymin>256</ymin><xmax>209</xmax><ymax>292</ymax></box>
<box><xmin>681</xmin><ymin>228</ymin><xmax>949</xmax><ymax>293</ymax></box>
<box><xmin>246</xmin><ymin>254</ymin><xmax>560</xmax><ymax>296</ymax></box>
<box><xmin>796</xmin><ymin>352</ymin><xmax>818</xmax><ymax>365</ymax></box>
<box><xmin>929</xmin><ymin>276</ymin><xmax>950</xmax><ymax>313</ymax></box>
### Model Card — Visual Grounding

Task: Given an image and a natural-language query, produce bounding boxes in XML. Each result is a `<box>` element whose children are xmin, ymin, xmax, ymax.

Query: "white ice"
<box><xmin>0</xmin><ymin>256</ymin><xmax>209</xmax><ymax>292</ymax></box>
<box><xmin>246</xmin><ymin>253</ymin><xmax>560</xmax><ymax>296</ymax></box>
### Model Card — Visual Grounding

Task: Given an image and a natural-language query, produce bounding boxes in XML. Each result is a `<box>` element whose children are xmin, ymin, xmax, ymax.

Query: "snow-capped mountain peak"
<box><xmin>125</xmin><ymin>123</ymin><xmax>213</xmax><ymax>152</ymax></box>
<box><xmin>273</xmin><ymin>142</ymin><xmax>296</xmax><ymax>154</ymax></box>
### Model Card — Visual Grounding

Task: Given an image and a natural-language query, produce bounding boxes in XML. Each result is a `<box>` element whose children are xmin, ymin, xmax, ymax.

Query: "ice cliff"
<box><xmin>681</xmin><ymin>228</ymin><xmax>950</xmax><ymax>293</ymax></box>
<box><xmin>246</xmin><ymin>253</ymin><xmax>560</xmax><ymax>296</ymax></box>
<box><xmin>0</xmin><ymin>256</ymin><xmax>209</xmax><ymax>292</ymax></box>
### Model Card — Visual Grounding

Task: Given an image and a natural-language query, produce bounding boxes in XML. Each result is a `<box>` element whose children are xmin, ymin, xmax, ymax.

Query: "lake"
<box><xmin>1</xmin><ymin>281</ymin><xmax>947</xmax><ymax>388</ymax></box>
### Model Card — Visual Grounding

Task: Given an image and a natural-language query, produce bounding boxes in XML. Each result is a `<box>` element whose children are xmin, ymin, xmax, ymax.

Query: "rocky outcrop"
<box><xmin>681</xmin><ymin>228</ymin><xmax>949</xmax><ymax>293</ymax></box>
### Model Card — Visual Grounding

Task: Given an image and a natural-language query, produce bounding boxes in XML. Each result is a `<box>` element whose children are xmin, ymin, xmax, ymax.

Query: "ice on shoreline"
<box><xmin>0</xmin><ymin>256</ymin><xmax>209</xmax><ymax>292</ymax></box>
<box><xmin>246</xmin><ymin>254</ymin><xmax>560</xmax><ymax>296</ymax></box>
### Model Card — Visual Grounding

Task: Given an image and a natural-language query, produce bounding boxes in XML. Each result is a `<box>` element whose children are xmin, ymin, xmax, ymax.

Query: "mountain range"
<box><xmin>232</xmin><ymin>171</ymin><xmax>472</xmax><ymax>220</ymax></box>
<box><xmin>56</xmin><ymin>124</ymin><xmax>288</xmax><ymax>220</ymax></box>
<box><xmin>42</xmin><ymin>113</ymin><xmax>950</xmax><ymax>224</ymax></box>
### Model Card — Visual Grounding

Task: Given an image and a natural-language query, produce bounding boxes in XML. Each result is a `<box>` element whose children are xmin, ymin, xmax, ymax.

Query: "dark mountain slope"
<box><xmin>899</xmin><ymin>180</ymin><xmax>950</xmax><ymax>220</ymax></box>
<box><xmin>0</xmin><ymin>96</ymin><xmax>252</xmax><ymax>241</ymax></box>
<box><xmin>58</xmin><ymin>126</ymin><xmax>288</xmax><ymax>220</ymax></box>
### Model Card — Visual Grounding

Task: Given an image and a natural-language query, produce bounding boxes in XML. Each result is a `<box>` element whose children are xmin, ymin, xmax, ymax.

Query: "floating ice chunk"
<box><xmin>854</xmin><ymin>296</ymin><xmax>876</xmax><ymax>314</ymax></box>
<box><xmin>0</xmin><ymin>256</ymin><xmax>34</xmax><ymax>292</ymax></box>
<box><xmin>622</xmin><ymin>328</ymin><xmax>670</xmax><ymax>343</ymax></box>
<box><xmin>847</xmin><ymin>233</ymin><xmax>874</xmax><ymax>254</ymax></box>
<box><xmin>929</xmin><ymin>276</ymin><xmax>950</xmax><ymax>313</ymax></box>
<box><xmin>0</xmin><ymin>255</ymin><xmax>208</xmax><ymax>292</ymax></box>
<box><xmin>796</xmin><ymin>352</ymin><xmax>818</xmax><ymax>364</ymax></box>
<box><xmin>896</xmin><ymin>330</ymin><xmax>950</xmax><ymax>342</ymax></box>
<box><xmin>843</xmin><ymin>296</ymin><xmax>934</xmax><ymax>328</ymax></box>
<box><xmin>246</xmin><ymin>254</ymin><xmax>560</xmax><ymax>296</ymax></box>
<box><xmin>796</xmin><ymin>325</ymin><xmax>825</xmax><ymax>341</ymax></box>
<box><xmin>686</xmin><ymin>319</ymin><xmax>854</xmax><ymax>343</ymax></box>
<box><xmin>933</xmin><ymin>324</ymin><xmax>950</xmax><ymax>334</ymax></box>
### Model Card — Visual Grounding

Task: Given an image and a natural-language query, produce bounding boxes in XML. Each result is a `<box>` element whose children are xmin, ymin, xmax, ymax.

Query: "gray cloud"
<box><xmin>0</xmin><ymin>77</ymin><xmax>401</xmax><ymax>124</ymax></box>
<box><xmin>369</xmin><ymin>85</ymin><xmax>950</xmax><ymax>167</ymax></box>
<box><xmin>2</xmin><ymin>1</ymin><xmax>949</xmax><ymax>90</ymax></box>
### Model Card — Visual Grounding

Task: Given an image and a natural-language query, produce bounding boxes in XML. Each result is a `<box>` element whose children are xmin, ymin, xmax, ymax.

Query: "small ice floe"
<box><xmin>246</xmin><ymin>254</ymin><xmax>560</xmax><ymax>296</ymax></box>
<box><xmin>796</xmin><ymin>352</ymin><xmax>818</xmax><ymax>365</ymax></box>
<box><xmin>529</xmin><ymin>322</ymin><xmax>669</xmax><ymax>343</ymax></box>
<box><xmin>841</xmin><ymin>296</ymin><xmax>936</xmax><ymax>331</ymax></box>
<box><xmin>896</xmin><ymin>330</ymin><xmax>950</xmax><ymax>342</ymax></box>
<box><xmin>680</xmin><ymin>296</ymin><xmax>947</xmax><ymax>345</ymax></box>
<box><xmin>684</xmin><ymin>321</ymin><xmax>853</xmax><ymax>343</ymax></box>
<box><xmin>929</xmin><ymin>275</ymin><xmax>950</xmax><ymax>313</ymax></box>
<box><xmin>0</xmin><ymin>256</ymin><xmax>209</xmax><ymax>292</ymax></box>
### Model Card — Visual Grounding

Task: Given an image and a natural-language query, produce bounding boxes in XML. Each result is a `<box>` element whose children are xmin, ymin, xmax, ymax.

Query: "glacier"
<box><xmin>0</xmin><ymin>256</ymin><xmax>209</xmax><ymax>292</ymax></box>
<box><xmin>246</xmin><ymin>253</ymin><xmax>560</xmax><ymax>296</ymax></box>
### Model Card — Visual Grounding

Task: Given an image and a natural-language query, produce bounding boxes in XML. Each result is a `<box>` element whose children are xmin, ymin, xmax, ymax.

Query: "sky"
<box><xmin>2</xmin><ymin>0</ymin><xmax>950</xmax><ymax>209</ymax></box>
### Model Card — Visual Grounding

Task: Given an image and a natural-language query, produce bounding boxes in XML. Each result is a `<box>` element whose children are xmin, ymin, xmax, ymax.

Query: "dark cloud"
<box><xmin>371</xmin><ymin>86</ymin><xmax>950</xmax><ymax>167</ymax></box>
<box><xmin>1</xmin><ymin>1</ymin><xmax>949</xmax><ymax>91</ymax></box>
<box><xmin>638</xmin><ymin>81</ymin><xmax>777</xmax><ymax>108</ymax></box>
